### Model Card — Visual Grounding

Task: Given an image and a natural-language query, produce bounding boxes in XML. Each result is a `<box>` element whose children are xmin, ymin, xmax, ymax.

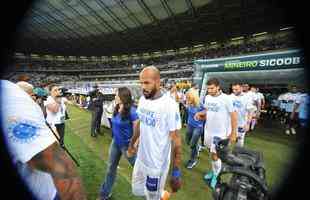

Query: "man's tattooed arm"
<box><xmin>170</xmin><ymin>130</ymin><xmax>182</xmax><ymax>169</ymax></box>
<box><xmin>28</xmin><ymin>143</ymin><xmax>87</xmax><ymax>200</ymax></box>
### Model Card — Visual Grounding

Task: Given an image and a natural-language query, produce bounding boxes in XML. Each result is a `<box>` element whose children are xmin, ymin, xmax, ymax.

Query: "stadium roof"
<box><xmin>15</xmin><ymin>0</ymin><xmax>290</xmax><ymax>56</ymax></box>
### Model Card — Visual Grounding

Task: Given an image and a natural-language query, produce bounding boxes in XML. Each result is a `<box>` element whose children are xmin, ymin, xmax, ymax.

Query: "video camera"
<box><xmin>212</xmin><ymin>139</ymin><xmax>269</xmax><ymax>200</ymax></box>
<box><xmin>88</xmin><ymin>88</ymin><xmax>101</xmax><ymax>99</ymax></box>
<box><xmin>58</xmin><ymin>87</ymin><xmax>69</xmax><ymax>97</ymax></box>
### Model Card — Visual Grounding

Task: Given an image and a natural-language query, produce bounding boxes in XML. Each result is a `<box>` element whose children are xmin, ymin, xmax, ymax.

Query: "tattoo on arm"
<box><xmin>170</xmin><ymin>130</ymin><xmax>182</xmax><ymax>169</ymax></box>
<box><xmin>28</xmin><ymin>143</ymin><xmax>87</xmax><ymax>200</ymax></box>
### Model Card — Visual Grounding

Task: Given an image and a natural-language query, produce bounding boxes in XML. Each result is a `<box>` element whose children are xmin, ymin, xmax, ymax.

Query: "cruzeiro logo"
<box><xmin>233</xmin><ymin>100</ymin><xmax>242</xmax><ymax>108</ymax></box>
<box><xmin>8</xmin><ymin>119</ymin><xmax>40</xmax><ymax>143</ymax></box>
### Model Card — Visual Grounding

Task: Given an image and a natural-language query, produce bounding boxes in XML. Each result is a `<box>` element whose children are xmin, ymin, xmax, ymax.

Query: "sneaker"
<box><xmin>210</xmin><ymin>174</ymin><xmax>218</xmax><ymax>189</ymax></box>
<box><xmin>185</xmin><ymin>160</ymin><xmax>191</xmax><ymax>167</ymax></box>
<box><xmin>285</xmin><ymin>129</ymin><xmax>290</xmax><ymax>135</ymax></box>
<box><xmin>186</xmin><ymin>160</ymin><xmax>198</xmax><ymax>169</ymax></box>
<box><xmin>99</xmin><ymin>193</ymin><xmax>112</xmax><ymax>200</ymax></box>
<box><xmin>291</xmin><ymin>128</ymin><xmax>296</xmax><ymax>135</ymax></box>
<box><xmin>203</xmin><ymin>171</ymin><xmax>214</xmax><ymax>183</ymax></box>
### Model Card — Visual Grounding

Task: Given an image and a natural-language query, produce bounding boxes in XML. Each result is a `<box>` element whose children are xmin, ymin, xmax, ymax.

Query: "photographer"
<box><xmin>45</xmin><ymin>84</ymin><xmax>71</xmax><ymax>146</ymax></box>
<box><xmin>88</xmin><ymin>87</ymin><xmax>104</xmax><ymax>137</ymax></box>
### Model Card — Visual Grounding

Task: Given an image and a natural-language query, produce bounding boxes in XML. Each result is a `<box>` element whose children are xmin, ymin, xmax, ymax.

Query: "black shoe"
<box><xmin>186</xmin><ymin>160</ymin><xmax>198</xmax><ymax>169</ymax></box>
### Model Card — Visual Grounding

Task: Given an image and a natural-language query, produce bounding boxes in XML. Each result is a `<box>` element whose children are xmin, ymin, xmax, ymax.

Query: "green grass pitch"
<box><xmin>64</xmin><ymin>105</ymin><xmax>297</xmax><ymax>200</ymax></box>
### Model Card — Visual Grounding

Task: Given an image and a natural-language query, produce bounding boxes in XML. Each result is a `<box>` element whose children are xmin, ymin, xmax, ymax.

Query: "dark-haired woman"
<box><xmin>99</xmin><ymin>87</ymin><xmax>139</xmax><ymax>200</ymax></box>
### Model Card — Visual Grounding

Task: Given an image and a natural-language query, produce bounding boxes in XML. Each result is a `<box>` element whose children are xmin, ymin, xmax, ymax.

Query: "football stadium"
<box><xmin>0</xmin><ymin>1</ymin><xmax>309</xmax><ymax>200</ymax></box>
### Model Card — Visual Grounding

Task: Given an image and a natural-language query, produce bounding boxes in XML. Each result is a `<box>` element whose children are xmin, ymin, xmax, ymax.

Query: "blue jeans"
<box><xmin>186</xmin><ymin>125</ymin><xmax>203</xmax><ymax>161</ymax></box>
<box><xmin>100</xmin><ymin>140</ymin><xmax>136</xmax><ymax>199</ymax></box>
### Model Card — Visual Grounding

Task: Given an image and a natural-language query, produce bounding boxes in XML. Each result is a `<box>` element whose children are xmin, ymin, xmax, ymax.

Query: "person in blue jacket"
<box><xmin>99</xmin><ymin>87</ymin><xmax>139</xmax><ymax>200</ymax></box>
<box><xmin>185</xmin><ymin>88</ymin><xmax>205</xmax><ymax>169</ymax></box>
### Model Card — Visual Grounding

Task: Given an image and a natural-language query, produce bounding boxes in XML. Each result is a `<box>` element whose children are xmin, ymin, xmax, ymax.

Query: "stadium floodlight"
<box><xmin>252</xmin><ymin>32</ymin><xmax>268</xmax><ymax>37</ymax></box>
<box><xmin>280</xmin><ymin>26</ymin><xmax>294</xmax><ymax>31</ymax></box>
<box><xmin>231</xmin><ymin>36</ymin><xmax>244</xmax><ymax>41</ymax></box>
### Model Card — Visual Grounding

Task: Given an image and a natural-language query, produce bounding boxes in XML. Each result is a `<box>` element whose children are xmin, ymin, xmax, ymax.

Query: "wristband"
<box><xmin>172</xmin><ymin>168</ymin><xmax>181</xmax><ymax>178</ymax></box>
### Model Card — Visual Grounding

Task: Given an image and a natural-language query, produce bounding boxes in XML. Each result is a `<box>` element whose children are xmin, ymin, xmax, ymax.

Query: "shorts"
<box><xmin>132</xmin><ymin>159</ymin><xmax>170</xmax><ymax>200</ymax></box>
<box><xmin>204</xmin><ymin>130</ymin><xmax>212</xmax><ymax>149</ymax></box>
<box><xmin>210</xmin><ymin>135</ymin><xmax>228</xmax><ymax>154</ymax></box>
<box><xmin>237</xmin><ymin>127</ymin><xmax>246</xmax><ymax>139</ymax></box>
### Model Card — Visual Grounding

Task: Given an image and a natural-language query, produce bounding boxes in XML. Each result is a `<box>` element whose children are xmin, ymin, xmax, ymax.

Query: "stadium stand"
<box><xmin>9</xmin><ymin>32</ymin><xmax>299</xmax><ymax>87</ymax></box>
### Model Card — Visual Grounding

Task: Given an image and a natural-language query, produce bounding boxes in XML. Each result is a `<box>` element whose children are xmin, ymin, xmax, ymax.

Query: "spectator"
<box><xmin>45</xmin><ymin>84</ymin><xmax>71</xmax><ymax>146</ymax></box>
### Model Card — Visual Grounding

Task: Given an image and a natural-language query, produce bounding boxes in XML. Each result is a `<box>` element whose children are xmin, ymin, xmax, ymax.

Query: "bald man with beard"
<box><xmin>127</xmin><ymin>66</ymin><xmax>182</xmax><ymax>200</ymax></box>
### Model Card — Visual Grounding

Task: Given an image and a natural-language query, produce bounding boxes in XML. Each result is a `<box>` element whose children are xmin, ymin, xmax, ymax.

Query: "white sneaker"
<box><xmin>291</xmin><ymin>128</ymin><xmax>296</xmax><ymax>135</ymax></box>
<box><xmin>285</xmin><ymin>129</ymin><xmax>290</xmax><ymax>135</ymax></box>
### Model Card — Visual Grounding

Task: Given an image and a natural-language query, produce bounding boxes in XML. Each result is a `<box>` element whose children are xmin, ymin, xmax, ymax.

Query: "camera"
<box><xmin>57</xmin><ymin>87</ymin><xmax>69</xmax><ymax>97</ymax></box>
<box><xmin>212</xmin><ymin>139</ymin><xmax>269</xmax><ymax>200</ymax></box>
<box><xmin>88</xmin><ymin>88</ymin><xmax>100</xmax><ymax>99</ymax></box>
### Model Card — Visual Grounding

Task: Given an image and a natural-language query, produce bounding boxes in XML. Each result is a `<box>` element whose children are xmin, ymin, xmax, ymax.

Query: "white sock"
<box><xmin>236</xmin><ymin>137</ymin><xmax>244</xmax><ymax>147</ymax></box>
<box><xmin>212</xmin><ymin>159</ymin><xmax>222</xmax><ymax>176</ymax></box>
<box><xmin>251</xmin><ymin>119</ymin><xmax>256</xmax><ymax>130</ymax></box>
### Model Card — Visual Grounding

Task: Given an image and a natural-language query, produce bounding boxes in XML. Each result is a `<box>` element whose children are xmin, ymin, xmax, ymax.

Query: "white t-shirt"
<box><xmin>136</xmin><ymin>94</ymin><xmax>181</xmax><ymax>172</ymax></box>
<box><xmin>230</xmin><ymin>93</ymin><xmax>251</xmax><ymax>127</ymax></box>
<box><xmin>1</xmin><ymin>80</ymin><xmax>57</xmax><ymax>200</ymax></box>
<box><xmin>204</xmin><ymin>93</ymin><xmax>234</xmax><ymax>138</ymax></box>
<box><xmin>278</xmin><ymin>93</ymin><xmax>287</xmax><ymax>110</ymax></box>
<box><xmin>244</xmin><ymin>91</ymin><xmax>259</xmax><ymax>111</ymax></box>
<box><xmin>285</xmin><ymin>92</ymin><xmax>299</xmax><ymax>113</ymax></box>
<box><xmin>45</xmin><ymin>96</ymin><xmax>67</xmax><ymax>125</ymax></box>
<box><xmin>168</xmin><ymin>90</ymin><xmax>181</xmax><ymax>103</ymax></box>
<box><xmin>256</xmin><ymin>92</ymin><xmax>264</xmax><ymax>105</ymax></box>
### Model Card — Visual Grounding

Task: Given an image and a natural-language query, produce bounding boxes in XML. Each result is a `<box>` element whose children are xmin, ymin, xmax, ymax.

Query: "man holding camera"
<box><xmin>45</xmin><ymin>84</ymin><xmax>71</xmax><ymax>146</ymax></box>
<box><xmin>88</xmin><ymin>87</ymin><xmax>104</xmax><ymax>137</ymax></box>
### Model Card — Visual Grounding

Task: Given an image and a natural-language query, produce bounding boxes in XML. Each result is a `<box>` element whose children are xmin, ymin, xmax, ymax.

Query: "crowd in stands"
<box><xmin>13</xmin><ymin>34</ymin><xmax>298</xmax><ymax>71</ymax></box>
<box><xmin>6</xmin><ymin>33</ymin><xmax>299</xmax><ymax>87</ymax></box>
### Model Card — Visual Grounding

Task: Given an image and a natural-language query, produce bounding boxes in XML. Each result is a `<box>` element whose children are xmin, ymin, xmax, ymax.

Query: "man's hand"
<box><xmin>169</xmin><ymin>168</ymin><xmax>182</xmax><ymax>193</ymax></box>
<box><xmin>194</xmin><ymin>111</ymin><xmax>206</xmax><ymax>121</ymax></box>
